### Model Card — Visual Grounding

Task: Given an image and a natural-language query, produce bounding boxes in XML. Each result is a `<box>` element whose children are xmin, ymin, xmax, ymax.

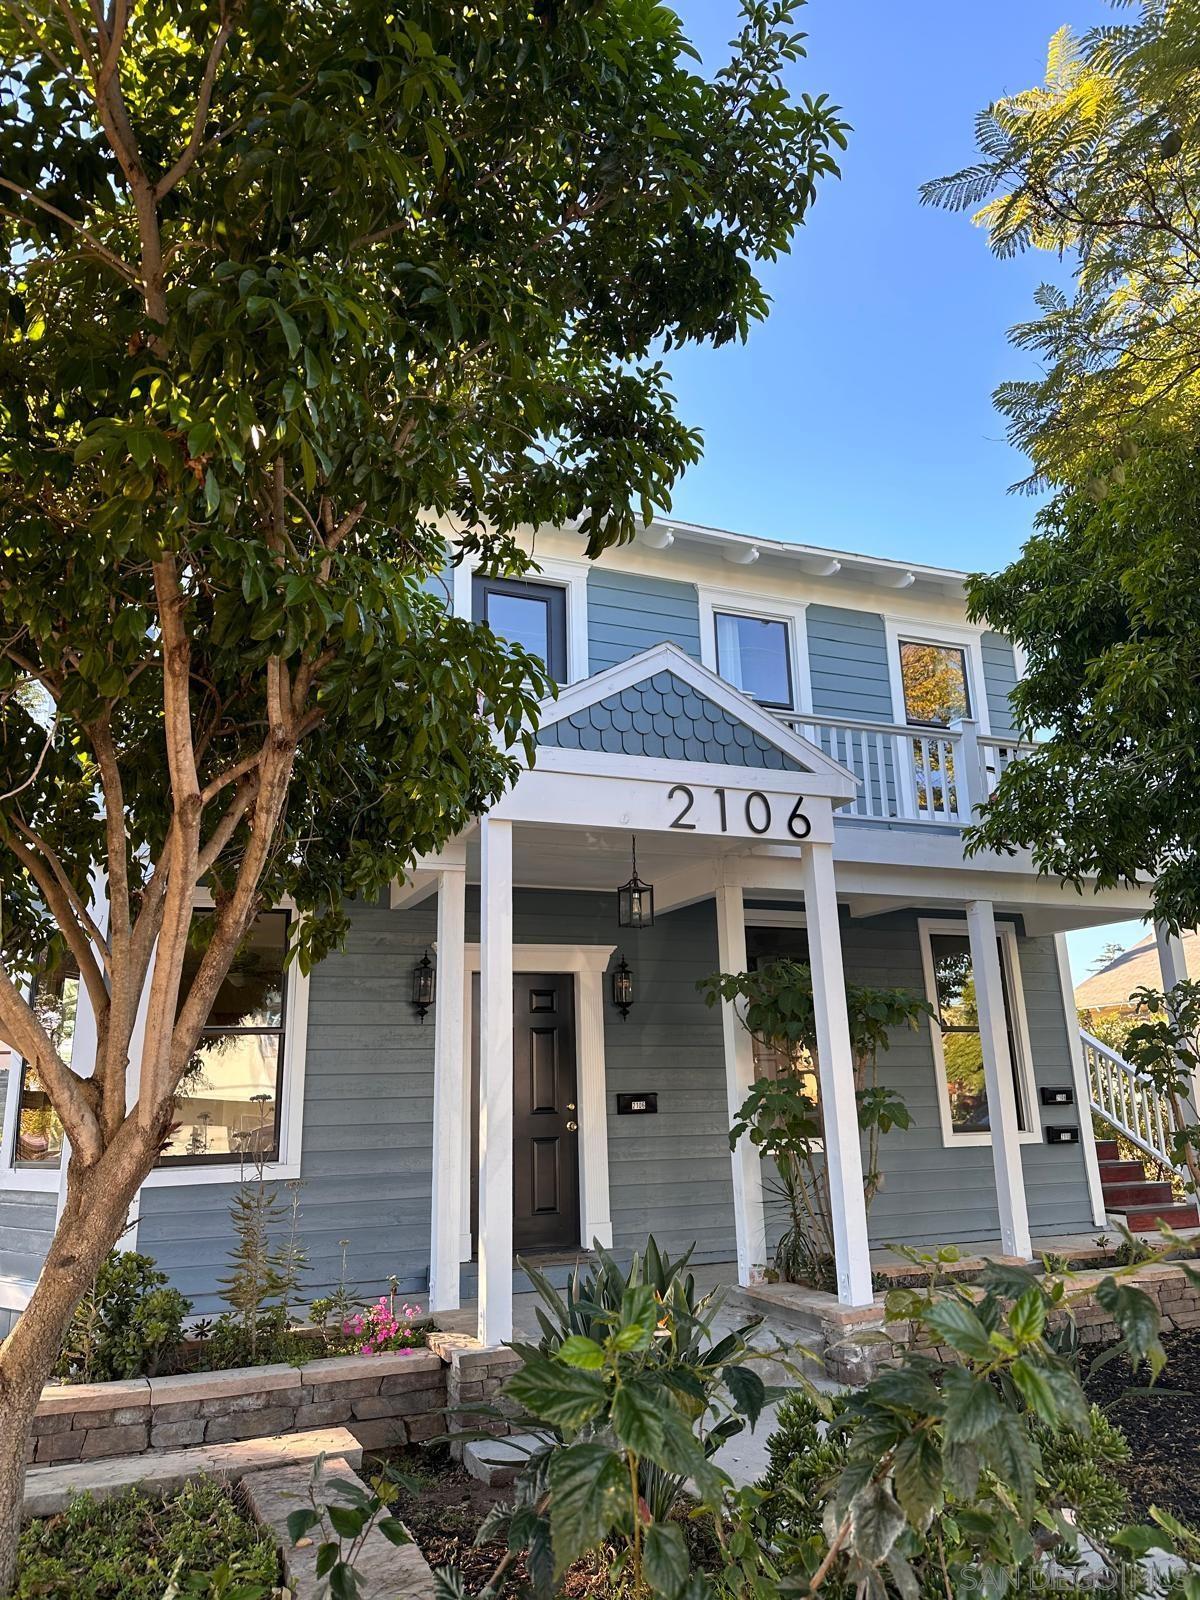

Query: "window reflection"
<box><xmin>14</xmin><ymin>959</ymin><xmax>76</xmax><ymax>1168</ymax></box>
<box><xmin>929</xmin><ymin>932</ymin><xmax>1026</xmax><ymax>1135</ymax></box>
<box><xmin>162</xmin><ymin>910</ymin><xmax>289</xmax><ymax>1165</ymax></box>
<box><xmin>715</xmin><ymin>613</ymin><xmax>793</xmax><ymax>709</ymax></box>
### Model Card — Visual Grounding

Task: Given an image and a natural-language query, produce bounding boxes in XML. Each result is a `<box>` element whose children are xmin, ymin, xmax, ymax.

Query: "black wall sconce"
<box><xmin>617</xmin><ymin>837</ymin><xmax>654</xmax><ymax>929</ymax></box>
<box><xmin>411</xmin><ymin>950</ymin><xmax>435</xmax><ymax>1022</ymax></box>
<box><xmin>611</xmin><ymin>954</ymin><xmax>634</xmax><ymax>1020</ymax></box>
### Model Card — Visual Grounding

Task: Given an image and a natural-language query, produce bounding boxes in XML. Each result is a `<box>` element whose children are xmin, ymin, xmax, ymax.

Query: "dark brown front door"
<box><xmin>471</xmin><ymin>973</ymin><xmax>581</xmax><ymax>1253</ymax></box>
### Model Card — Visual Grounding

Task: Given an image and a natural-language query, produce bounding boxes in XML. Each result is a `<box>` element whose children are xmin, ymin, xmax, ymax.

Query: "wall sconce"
<box><xmin>411</xmin><ymin>950</ymin><xmax>435</xmax><ymax>1022</ymax></box>
<box><xmin>616</xmin><ymin>837</ymin><xmax>654</xmax><ymax>929</ymax></box>
<box><xmin>611</xmin><ymin>955</ymin><xmax>634</xmax><ymax>1020</ymax></box>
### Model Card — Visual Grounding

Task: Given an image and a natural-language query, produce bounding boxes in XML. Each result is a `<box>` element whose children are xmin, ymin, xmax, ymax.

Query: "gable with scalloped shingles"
<box><xmin>537</xmin><ymin>671</ymin><xmax>805</xmax><ymax>770</ymax></box>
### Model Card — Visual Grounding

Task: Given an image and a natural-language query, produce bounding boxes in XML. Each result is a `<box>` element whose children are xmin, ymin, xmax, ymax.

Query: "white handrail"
<box><xmin>1082</xmin><ymin>1028</ymin><xmax>1178</xmax><ymax>1174</ymax></box>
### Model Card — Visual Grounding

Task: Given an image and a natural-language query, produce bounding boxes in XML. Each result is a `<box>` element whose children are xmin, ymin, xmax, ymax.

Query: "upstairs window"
<box><xmin>899</xmin><ymin>640</ymin><xmax>971</xmax><ymax>728</ymax></box>
<box><xmin>472</xmin><ymin>575</ymin><xmax>567</xmax><ymax>683</ymax></box>
<box><xmin>715</xmin><ymin>612</ymin><xmax>793</xmax><ymax>709</ymax></box>
<box><xmin>161</xmin><ymin>911</ymin><xmax>290</xmax><ymax>1165</ymax></box>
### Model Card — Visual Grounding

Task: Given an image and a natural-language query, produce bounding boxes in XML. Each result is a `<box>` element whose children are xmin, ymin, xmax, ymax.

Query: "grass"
<box><xmin>16</xmin><ymin>1478</ymin><xmax>280</xmax><ymax>1599</ymax></box>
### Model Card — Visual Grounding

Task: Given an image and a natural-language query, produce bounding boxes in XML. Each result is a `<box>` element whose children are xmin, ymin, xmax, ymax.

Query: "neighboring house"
<box><xmin>1075</xmin><ymin>930</ymin><xmax>1200</xmax><ymax>1019</ymax></box>
<box><xmin>0</xmin><ymin>518</ymin><xmax>1181</xmax><ymax>1345</ymax></box>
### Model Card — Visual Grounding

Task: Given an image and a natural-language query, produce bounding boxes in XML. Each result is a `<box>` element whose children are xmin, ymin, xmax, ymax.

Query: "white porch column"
<box><xmin>477</xmin><ymin>816</ymin><xmax>514</xmax><ymax>1347</ymax></box>
<box><xmin>966</xmin><ymin>900</ymin><xmax>1032</xmax><ymax>1259</ymax></box>
<box><xmin>429</xmin><ymin>859</ymin><xmax>467</xmax><ymax>1313</ymax></box>
<box><xmin>1155</xmin><ymin>922</ymin><xmax>1199</xmax><ymax>1118</ymax></box>
<box><xmin>714</xmin><ymin>881</ymin><xmax>767</xmax><ymax>1285</ymax></box>
<box><xmin>800</xmin><ymin>841</ymin><xmax>874</xmax><ymax>1306</ymax></box>
<box><xmin>1054</xmin><ymin>934</ymin><xmax>1107</xmax><ymax>1228</ymax></box>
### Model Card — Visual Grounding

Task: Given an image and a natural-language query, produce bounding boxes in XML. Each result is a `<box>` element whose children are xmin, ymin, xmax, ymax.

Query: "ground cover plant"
<box><xmin>15</xmin><ymin>1479</ymin><xmax>279</xmax><ymax>1600</ymax></box>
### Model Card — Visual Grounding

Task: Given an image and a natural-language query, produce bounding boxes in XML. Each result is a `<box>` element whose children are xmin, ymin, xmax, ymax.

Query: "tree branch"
<box><xmin>153</xmin><ymin>13</ymin><xmax>235</xmax><ymax>201</ymax></box>
<box><xmin>0</xmin><ymin>960</ymin><xmax>102</xmax><ymax>1165</ymax></box>
<box><xmin>0</xmin><ymin>177</ymin><xmax>138</xmax><ymax>283</ymax></box>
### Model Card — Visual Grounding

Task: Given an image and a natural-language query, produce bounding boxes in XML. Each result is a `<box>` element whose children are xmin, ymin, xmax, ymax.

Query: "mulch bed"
<box><xmin>1082</xmin><ymin>1328</ymin><xmax>1200</xmax><ymax>1523</ymax></box>
<box><xmin>368</xmin><ymin>1445</ymin><xmax>721</xmax><ymax>1598</ymax></box>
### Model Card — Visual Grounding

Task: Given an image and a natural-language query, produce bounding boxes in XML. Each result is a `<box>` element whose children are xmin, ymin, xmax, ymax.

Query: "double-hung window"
<box><xmin>472</xmin><ymin>575</ymin><xmax>568</xmax><ymax>683</ymax></box>
<box><xmin>714</xmin><ymin>612</ymin><xmax>794</xmax><ymax>709</ymax></box>
<box><xmin>921</xmin><ymin>922</ymin><xmax>1033</xmax><ymax>1141</ymax></box>
<box><xmin>161</xmin><ymin>910</ymin><xmax>290</xmax><ymax>1165</ymax></box>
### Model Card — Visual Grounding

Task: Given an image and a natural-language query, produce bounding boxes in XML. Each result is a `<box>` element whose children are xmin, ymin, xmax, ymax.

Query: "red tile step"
<box><xmin>1096</xmin><ymin>1140</ymin><xmax>1122</xmax><ymax>1162</ymax></box>
<box><xmin>1103</xmin><ymin>1180</ymin><xmax>1180</xmax><ymax>1209</ymax></box>
<box><xmin>1123</xmin><ymin>1204</ymin><xmax>1200</xmax><ymax>1231</ymax></box>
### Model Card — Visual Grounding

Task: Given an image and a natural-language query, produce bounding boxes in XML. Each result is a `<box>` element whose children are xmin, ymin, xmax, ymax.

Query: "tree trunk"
<box><xmin>0</xmin><ymin>1149</ymin><xmax>149</xmax><ymax>1596</ymax></box>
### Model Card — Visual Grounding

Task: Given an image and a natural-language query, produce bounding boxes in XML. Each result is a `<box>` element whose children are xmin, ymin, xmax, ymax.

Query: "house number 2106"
<box><xmin>667</xmin><ymin>784</ymin><xmax>811</xmax><ymax>839</ymax></box>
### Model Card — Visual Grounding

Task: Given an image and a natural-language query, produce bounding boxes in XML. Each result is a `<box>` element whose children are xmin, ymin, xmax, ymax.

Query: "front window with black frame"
<box><xmin>11</xmin><ymin>956</ymin><xmax>77</xmax><ymax>1169</ymax></box>
<box><xmin>927</xmin><ymin>930</ymin><xmax>1028</xmax><ymax>1136</ymax></box>
<box><xmin>745</xmin><ymin>927</ymin><xmax>819</xmax><ymax>1102</ymax></box>
<box><xmin>472</xmin><ymin>574</ymin><xmax>568</xmax><ymax>683</ymax></box>
<box><xmin>161</xmin><ymin>910</ymin><xmax>290</xmax><ymax>1165</ymax></box>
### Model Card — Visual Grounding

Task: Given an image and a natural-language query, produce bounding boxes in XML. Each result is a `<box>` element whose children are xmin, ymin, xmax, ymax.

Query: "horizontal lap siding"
<box><xmin>806</xmin><ymin>605</ymin><xmax>893</xmax><ymax>722</ymax></box>
<box><xmin>137</xmin><ymin>898</ymin><xmax>438</xmax><ymax>1315</ymax></box>
<box><xmin>586</xmin><ymin>569</ymin><xmax>701</xmax><ymax>674</ymax></box>
<box><xmin>0</xmin><ymin>1188</ymin><xmax>57</xmax><ymax>1286</ymax></box>
<box><xmin>981</xmin><ymin>632</ymin><xmax>1019</xmax><ymax>739</ymax></box>
<box><xmin>842</xmin><ymin>914</ymin><xmax>1094</xmax><ymax>1245</ymax></box>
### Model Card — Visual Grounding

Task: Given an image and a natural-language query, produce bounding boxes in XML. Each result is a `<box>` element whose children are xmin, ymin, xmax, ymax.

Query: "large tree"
<box><xmin>917</xmin><ymin>2</ymin><xmax>1200</xmax><ymax>930</ymax></box>
<box><xmin>923</xmin><ymin>0</ymin><xmax>1200</xmax><ymax>491</ymax></box>
<box><xmin>0</xmin><ymin>0</ymin><xmax>847</xmax><ymax>1580</ymax></box>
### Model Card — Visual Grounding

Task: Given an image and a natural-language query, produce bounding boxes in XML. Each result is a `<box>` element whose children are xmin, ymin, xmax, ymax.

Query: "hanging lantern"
<box><xmin>616</xmin><ymin>837</ymin><xmax>654</xmax><ymax>929</ymax></box>
<box><xmin>411</xmin><ymin>950</ymin><xmax>436</xmax><ymax>1021</ymax></box>
<box><xmin>611</xmin><ymin>955</ymin><xmax>634</xmax><ymax>1020</ymax></box>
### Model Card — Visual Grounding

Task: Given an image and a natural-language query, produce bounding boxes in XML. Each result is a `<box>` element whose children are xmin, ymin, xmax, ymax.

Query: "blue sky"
<box><xmin>666</xmin><ymin>0</ymin><xmax>1142</xmax><ymax>983</ymax></box>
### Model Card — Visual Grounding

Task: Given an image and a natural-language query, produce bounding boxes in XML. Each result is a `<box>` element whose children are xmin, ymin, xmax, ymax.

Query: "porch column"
<box><xmin>1154</xmin><ymin>923</ymin><xmax>1199</xmax><ymax>1119</ymax></box>
<box><xmin>965</xmin><ymin>900</ymin><xmax>1032</xmax><ymax>1259</ymax></box>
<box><xmin>800</xmin><ymin>840</ymin><xmax>873</xmax><ymax>1306</ymax></box>
<box><xmin>714</xmin><ymin>881</ymin><xmax>767</xmax><ymax>1285</ymax></box>
<box><xmin>429</xmin><ymin>859</ymin><xmax>467</xmax><ymax>1314</ymax></box>
<box><xmin>477</xmin><ymin>816</ymin><xmax>514</xmax><ymax>1346</ymax></box>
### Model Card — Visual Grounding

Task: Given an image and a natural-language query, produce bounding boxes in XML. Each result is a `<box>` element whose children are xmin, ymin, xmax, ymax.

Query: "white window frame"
<box><xmin>453</xmin><ymin>552</ymin><xmax>590</xmax><ymax>685</ymax></box>
<box><xmin>697</xmin><ymin>587</ymin><xmax>812</xmax><ymax>715</ymax></box>
<box><xmin>883</xmin><ymin>617</ymin><xmax>991</xmax><ymax>736</ymax></box>
<box><xmin>0</xmin><ymin>902</ymin><xmax>311</xmax><ymax>1191</ymax></box>
<box><xmin>918</xmin><ymin>916</ymin><xmax>1039</xmax><ymax>1149</ymax></box>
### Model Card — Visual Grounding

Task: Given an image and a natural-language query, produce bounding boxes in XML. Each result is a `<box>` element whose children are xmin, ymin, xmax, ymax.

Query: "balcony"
<box><xmin>774</xmin><ymin>712</ymin><xmax>1036</xmax><ymax>827</ymax></box>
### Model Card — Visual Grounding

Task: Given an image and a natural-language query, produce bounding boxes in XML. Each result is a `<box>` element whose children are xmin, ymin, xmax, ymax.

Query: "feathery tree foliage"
<box><xmin>0</xmin><ymin>0</ymin><xmax>848</xmax><ymax>1581</ymax></box>
<box><xmin>923</xmin><ymin>0</ymin><xmax>1200</xmax><ymax>491</ymax></box>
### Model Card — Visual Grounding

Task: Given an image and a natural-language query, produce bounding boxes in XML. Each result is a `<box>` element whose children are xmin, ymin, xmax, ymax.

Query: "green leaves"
<box><xmin>643</xmin><ymin>1522</ymin><xmax>690</xmax><ymax>1600</ymax></box>
<box><xmin>504</xmin><ymin>1350</ymin><xmax>607</xmax><ymax>1433</ymax></box>
<box><xmin>545</xmin><ymin>1443</ymin><xmax>629</xmax><ymax>1577</ymax></box>
<box><xmin>924</xmin><ymin>1299</ymin><xmax>994</xmax><ymax>1361</ymax></box>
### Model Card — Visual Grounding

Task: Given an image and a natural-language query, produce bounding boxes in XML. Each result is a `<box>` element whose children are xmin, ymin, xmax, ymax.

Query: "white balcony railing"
<box><xmin>775</xmin><ymin>712</ymin><xmax>1037</xmax><ymax>827</ymax></box>
<box><xmin>1082</xmin><ymin>1029</ymin><xmax>1179</xmax><ymax>1176</ymax></box>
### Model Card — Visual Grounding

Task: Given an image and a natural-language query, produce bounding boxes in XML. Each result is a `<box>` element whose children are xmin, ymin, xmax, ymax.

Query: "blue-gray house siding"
<box><xmin>806</xmin><ymin>605</ymin><xmax>894</xmax><ymax>723</ymax></box>
<box><xmin>981</xmin><ymin>632</ymin><xmax>1020</xmax><ymax>739</ymax></box>
<box><xmin>132</xmin><ymin>890</ymin><xmax>1094</xmax><ymax>1313</ymax></box>
<box><xmin>586</xmin><ymin>569</ymin><xmax>702</xmax><ymax>674</ymax></box>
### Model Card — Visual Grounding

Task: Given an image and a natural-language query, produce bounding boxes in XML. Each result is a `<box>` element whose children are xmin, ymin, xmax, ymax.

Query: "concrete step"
<box><xmin>463</xmin><ymin>1433</ymin><xmax>541</xmax><ymax>1487</ymax></box>
<box><xmin>1098</xmin><ymin>1159</ymin><xmax>1150</xmax><ymax>1184</ymax></box>
<box><xmin>458</xmin><ymin>1253</ymin><xmax>594</xmax><ymax>1299</ymax></box>
<box><xmin>242</xmin><ymin>1454</ymin><xmax>436</xmax><ymax>1599</ymax></box>
<box><xmin>23</xmin><ymin>1426</ymin><xmax>362</xmax><ymax>1518</ymax></box>
<box><xmin>1102</xmin><ymin>1180</ymin><xmax>1179</xmax><ymax>1208</ymax></box>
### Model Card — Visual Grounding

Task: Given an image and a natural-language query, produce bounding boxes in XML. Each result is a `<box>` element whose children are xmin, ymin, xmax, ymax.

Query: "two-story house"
<box><xmin>0</xmin><ymin>518</ymin><xmax>1182</xmax><ymax>1346</ymax></box>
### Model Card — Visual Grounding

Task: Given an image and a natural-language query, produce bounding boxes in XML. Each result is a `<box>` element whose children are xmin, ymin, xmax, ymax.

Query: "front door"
<box><xmin>471</xmin><ymin>973</ymin><xmax>581</xmax><ymax>1253</ymax></box>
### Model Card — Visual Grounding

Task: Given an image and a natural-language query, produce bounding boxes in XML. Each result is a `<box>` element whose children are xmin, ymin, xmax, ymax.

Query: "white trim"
<box><xmin>453</xmin><ymin>550</ymin><xmax>590</xmax><ymax>685</ymax></box>
<box><xmin>429</xmin><ymin>863</ymin><xmax>468</xmax><ymax>1312</ymax></box>
<box><xmin>477</xmin><ymin>816</ymin><xmax>515</xmax><ymax>1346</ymax></box>
<box><xmin>696</xmin><ymin>586</ymin><xmax>813</xmax><ymax>715</ymax></box>
<box><xmin>883</xmin><ymin>617</ymin><xmax>992</xmax><ymax>739</ymax></box>
<box><xmin>1054</xmin><ymin>934</ymin><xmax>1107</xmax><ymax>1227</ymax></box>
<box><xmin>0</xmin><ymin>1275</ymin><xmax>35</xmax><ymax>1314</ymax></box>
<box><xmin>743</xmin><ymin>908</ymin><xmax>808</xmax><ymax>928</ymax></box>
<box><xmin>917</xmin><ymin>916</ymin><xmax>1040</xmax><ymax>1149</ymax></box>
<box><xmin>533</xmin><ymin>641</ymin><xmax>858</xmax><ymax>795</ymax></box>
<box><xmin>464</xmin><ymin>941</ymin><xmax>616</xmax><ymax>1254</ymax></box>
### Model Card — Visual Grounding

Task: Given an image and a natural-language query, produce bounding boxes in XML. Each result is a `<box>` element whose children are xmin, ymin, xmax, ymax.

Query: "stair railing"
<box><xmin>1082</xmin><ymin>1028</ymin><xmax>1180</xmax><ymax>1176</ymax></box>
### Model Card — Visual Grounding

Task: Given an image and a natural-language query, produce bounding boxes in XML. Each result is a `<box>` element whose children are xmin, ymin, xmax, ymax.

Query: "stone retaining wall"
<box><xmin>25</xmin><ymin>1331</ymin><xmax>528</xmax><ymax>1468</ymax></box>
<box><xmin>748</xmin><ymin>1260</ymin><xmax>1200</xmax><ymax>1386</ymax></box>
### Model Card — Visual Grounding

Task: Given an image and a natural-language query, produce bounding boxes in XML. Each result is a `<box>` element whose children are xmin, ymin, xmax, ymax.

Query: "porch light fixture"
<box><xmin>411</xmin><ymin>950</ymin><xmax>435</xmax><ymax>1022</ymax></box>
<box><xmin>611</xmin><ymin>955</ymin><xmax>634</xmax><ymax>1020</ymax></box>
<box><xmin>616</xmin><ymin>837</ymin><xmax>654</xmax><ymax>929</ymax></box>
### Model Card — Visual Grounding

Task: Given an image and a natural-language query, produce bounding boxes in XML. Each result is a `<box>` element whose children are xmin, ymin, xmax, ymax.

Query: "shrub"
<box><xmin>56</xmin><ymin>1251</ymin><xmax>191</xmax><ymax>1382</ymax></box>
<box><xmin>16</xmin><ymin>1480</ymin><xmax>278</xmax><ymax>1599</ymax></box>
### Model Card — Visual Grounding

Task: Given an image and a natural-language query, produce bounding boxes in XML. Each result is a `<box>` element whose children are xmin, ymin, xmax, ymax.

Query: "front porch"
<box><xmin>390</xmin><ymin>645</ymin><xmax>1160</xmax><ymax>1349</ymax></box>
